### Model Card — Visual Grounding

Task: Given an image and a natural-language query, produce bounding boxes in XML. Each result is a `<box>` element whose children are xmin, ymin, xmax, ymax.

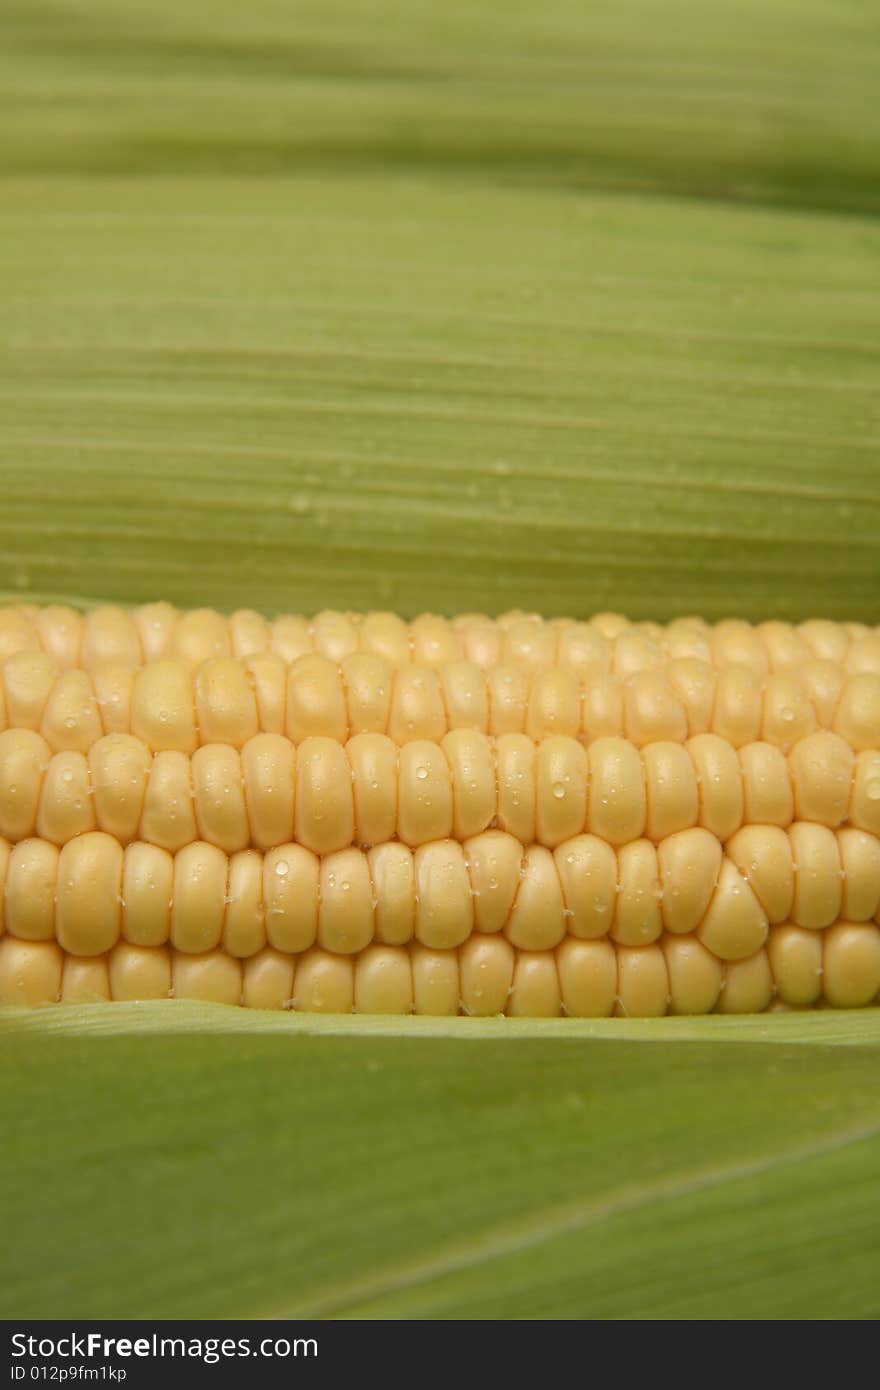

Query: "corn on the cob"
<box><xmin>2</xmin><ymin>605</ymin><xmax>879</xmax><ymax>675</ymax></box>
<box><xmin>2</xmin><ymin>728</ymin><xmax>878</xmax><ymax>855</ymax></box>
<box><xmin>1</xmin><ymin>604</ymin><xmax>878</xmax><ymax>1018</ymax></box>
<box><xmin>2</xmin><ymin>649</ymin><xmax>878</xmax><ymax>753</ymax></box>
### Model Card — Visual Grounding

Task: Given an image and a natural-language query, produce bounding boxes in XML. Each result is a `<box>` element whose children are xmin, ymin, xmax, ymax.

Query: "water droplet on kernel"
<box><xmin>274</xmin><ymin>860</ymin><xmax>289</xmax><ymax>877</ymax></box>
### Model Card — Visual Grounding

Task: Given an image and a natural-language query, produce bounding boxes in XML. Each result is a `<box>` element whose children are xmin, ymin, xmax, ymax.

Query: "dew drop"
<box><xmin>552</xmin><ymin>782</ymin><xmax>565</xmax><ymax>800</ymax></box>
<box><xmin>416</xmin><ymin>765</ymin><xmax>428</xmax><ymax>781</ymax></box>
<box><xmin>274</xmin><ymin>860</ymin><xmax>289</xmax><ymax>877</ymax></box>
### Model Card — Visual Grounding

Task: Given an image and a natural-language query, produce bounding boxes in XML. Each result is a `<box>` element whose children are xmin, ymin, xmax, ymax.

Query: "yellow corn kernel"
<box><xmin>61</xmin><ymin>954</ymin><xmax>111</xmax><ymax>1004</ymax></box>
<box><xmin>139</xmin><ymin>749</ymin><xmax>197</xmax><ymax>852</ymax></box>
<box><xmin>56</xmin><ymin>832</ymin><xmax>123</xmax><ymax>956</ymax></box>
<box><xmin>623</xmin><ymin>671</ymin><xmax>687</xmax><ymax>746</ymax></box>
<box><xmin>91</xmin><ymin>663</ymin><xmax>136</xmax><ymax>736</ymax></box>
<box><xmin>757</xmin><ymin>620</ymin><xmax>812</xmax><ymax>672</ymax></box>
<box><xmin>767</xmin><ymin>924</ymin><xmax>823</xmax><ymax>1007</ymax></box>
<box><xmin>172</xmin><ymin>608</ymin><xmax>231</xmax><ymax>665</ymax></box>
<box><xmin>131</xmin><ymin>660</ymin><xmax>197</xmax><ymax>754</ymax></box>
<box><xmin>0</xmin><ymin>936</ymin><xmax>63</xmax><ymax>1006</ymax></box>
<box><xmin>388</xmin><ymin>666</ymin><xmax>446</xmax><ymax>744</ymax></box>
<box><xmin>223</xmin><ymin>849</ymin><xmax>265</xmax><ymax>958</ymax></box>
<box><xmin>246</xmin><ymin>653</ymin><xmax>286</xmax><ymax>734</ymax></box>
<box><xmin>553</xmin><ymin>833</ymin><xmax>616</xmax><ymax>940</ymax></box>
<box><xmin>615</xmin><ymin>944</ymin><xmax>668</xmax><ymax>1017</ymax></box>
<box><xmin>285</xmin><ymin>653</ymin><xmax>347</xmax><ymax>743</ymax></box>
<box><xmin>535</xmin><ymin>735</ymin><xmax>588</xmax><ymax>848</ymax></box>
<box><xmin>368</xmin><ymin>842</ymin><xmax>414</xmax><ymax>944</ymax></box>
<box><xmin>525</xmin><ymin>668</ymin><xmax>580</xmax><ymax>741</ymax></box>
<box><xmin>4</xmin><ymin>652</ymin><xmax>58</xmax><ymax>729</ymax></box>
<box><xmin>192</xmin><ymin>744</ymin><xmax>249</xmax><ymax>854</ymax></box>
<box><xmin>89</xmin><ymin>734</ymin><xmax>151</xmax><ymax>844</ymax></box>
<box><xmin>294</xmin><ymin>736</ymin><xmax>354</xmax><ymax>855</ymax></box>
<box><xmin>443</xmin><ymin>729</ymin><xmax>495</xmax><ymax>840</ymax></box>
<box><xmin>122</xmin><ymin>842</ymin><xmax>173</xmax><ymax>946</ymax></box>
<box><xmin>726</xmin><ymin>825</ymin><xmax>794</xmax><ymax>924</ymax></box>
<box><xmin>228</xmin><ymin>608</ymin><xmax>270</xmax><ymax>660</ymax></box>
<box><xmin>505</xmin><ymin>845</ymin><xmax>565</xmax><ymax>950</ymax></box>
<box><xmin>789</xmin><ymin>822</ymin><xmax>842</xmax><ymax>929</ymax></box>
<box><xmin>398</xmin><ymin>740</ymin><xmax>453</xmax><ymax>846</ymax></box>
<box><xmin>503</xmin><ymin>616</ymin><xmax>557</xmax><ymax>672</ymax></box>
<box><xmin>789</xmin><ymin>731</ymin><xmax>854</xmax><ymax>828</ymax></box>
<box><xmin>697</xmin><ymin>858</ymin><xmax>768</xmax><ymax>961</ymax></box>
<box><xmin>312</xmin><ymin>610</ymin><xmax>360</xmax><ymax>664</ymax></box>
<box><xmin>194</xmin><ymin>658</ymin><xmax>258</xmax><ymax>748</ymax></box>
<box><xmin>0</xmin><ymin>836</ymin><xmax>9</xmax><ymax>936</ymax></box>
<box><xmin>263</xmin><ymin>844</ymin><xmax>319</xmax><ymax>954</ymax></box>
<box><xmin>465</xmin><ymin>830</ymin><xmax>522</xmax><ymax>934</ymax></box>
<box><xmin>411</xmin><ymin>943</ymin><xmax>459</xmax><ymax>1015</ymax></box>
<box><xmin>0</xmin><ymin>729</ymin><xmax>50</xmax><ymax>840</ymax></box>
<box><xmin>833</xmin><ymin>673</ymin><xmax>880</xmax><ymax>752</ymax></box>
<box><xmin>172</xmin><ymin>948</ymin><xmax>242</xmax><ymax>1005</ymax></box>
<box><xmin>6</xmin><ymin>838</ymin><xmax>59</xmax><ymax>940</ymax></box>
<box><xmin>39</xmin><ymin>668</ymin><xmax>102</xmax><ymax>753</ymax></box>
<box><xmin>409</xmin><ymin>613</ymin><xmax>462</xmax><ymax>667</ymax></box>
<box><xmin>495</xmin><ymin>733</ymin><xmax>536</xmax><ymax>843</ymax></box>
<box><xmin>823</xmin><ymin>923</ymin><xmax>880</xmax><ymax>1008</ymax></box>
<box><xmin>689</xmin><ymin>733</ymin><xmax>743</xmax><ymax>840</ymax></box>
<box><xmin>459</xmin><ymin>933</ymin><xmax>514</xmax><ymax>1016</ymax></box>
<box><xmin>716</xmin><ymin>949</ymin><xmax>774</xmax><ymax>1014</ymax></box>
<box><xmin>241</xmin><ymin>947</ymin><xmax>295</xmax><ymax>1011</ymax></box>
<box><xmin>657</xmin><ymin>827</ymin><xmax>721</xmax><ymax>934</ymax></box>
<box><xmin>666</xmin><ymin>658</ymin><xmax>716</xmax><ymax>736</ymax></box>
<box><xmin>134</xmin><ymin>602</ymin><xmax>178</xmax><ymax>662</ymax></box>
<box><xmin>712</xmin><ymin>666</ymin><xmax>763</xmax><ymax>747</ymax></box>
<box><xmin>240</xmin><ymin>733</ymin><xmax>295</xmax><ymax>850</ymax></box>
<box><xmin>82</xmin><ymin>607</ymin><xmax>142</xmax><ymax>668</ymax></box>
<box><xmin>170</xmin><ymin>841</ymin><xmax>227</xmax><ymax>954</ymax></box>
<box><xmin>588</xmin><ymin>736</ymin><xmax>646</xmax><ymax>845</ymax></box>
<box><xmin>354</xmin><ymin>944</ymin><xmax>413</xmax><ymax>1015</ymax></box>
<box><xmin>36</xmin><ymin>751</ymin><xmax>95</xmax><ymax>844</ymax></box>
<box><xmin>739</xmin><ymin>741</ymin><xmax>793</xmax><ymax>826</ymax></box>
<box><xmin>798</xmin><ymin>658</ymin><xmax>844</xmax><ymax>728</ymax></box>
<box><xmin>347</xmin><ymin>732</ymin><xmax>398</xmax><ymax>848</ymax></box>
<box><xmin>342</xmin><ymin>653</ymin><xmax>394</xmax><ymax>734</ymax></box>
<box><xmin>318</xmin><ymin>848</ymin><xmax>374</xmax><ymax>954</ymax></box>
<box><xmin>612</xmin><ymin>839</ymin><xmax>662</xmax><ymax>946</ymax></box>
<box><xmin>642</xmin><ymin>741</ymin><xmax>698</xmax><ymax>840</ymax></box>
<box><xmin>508</xmin><ymin>951</ymin><xmax>561</xmax><ymax>1017</ymax></box>
<box><xmin>414</xmin><ymin>840</ymin><xmax>473</xmax><ymax>949</ymax></box>
<box><xmin>486</xmin><ymin>664</ymin><xmax>529</xmax><ymax>734</ymax></box>
<box><xmin>439</xmin><ymin>660</ymin><xmax>489</xmax><ymax>733</ymax></box>
<box><xmin>711</xmin><ymin>620</ymin><xmax>769</xmax><ymax>676</ymax></box>
<box><xmin>556</xmin><ymin>937</ymin><xmax>616</xmax><ymax>1016</ymax></box>
<box><xmin>838</xmin><ymin>828</ymin><xmax>880</xmax><ymax>922</ymax></box>
<box><xmin>761</xmin><ymin>672</ymin><xmax>817</xmax><ymax>752</ymax></box>
<box><xmin>850</xmin><ymin>751</ymin><xmax>880</xmax><ymax>836</ymax></box>
<box><xmin>270</xmin><ymin>615</ymin><xmax>312</xmax><ymax>665</ymax></box>
<box><xmin>581</xmin><ymin>671</ymin><xmax>624</xmax><ymax>741</ymax></box>
<box><xmin>663</xmin><ymin>934</ymin><xmax>723</xmax><ymax>1015</ymax></box>
<box><xmin>292</xmin><ymin>948</ymin><xmax>353</xmax><ymax>1013</ymax></box>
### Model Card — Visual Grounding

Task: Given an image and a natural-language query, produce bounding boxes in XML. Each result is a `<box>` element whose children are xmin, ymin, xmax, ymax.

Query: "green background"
<box><xmin>1</xmin><ymin>0</ymin><xmax>879</xmax><ymax>1322</ymax></box>
<box><xmin>1</xmin><ymin>0</ymin><xmax>878</xmax><ymax>618</ymax></box>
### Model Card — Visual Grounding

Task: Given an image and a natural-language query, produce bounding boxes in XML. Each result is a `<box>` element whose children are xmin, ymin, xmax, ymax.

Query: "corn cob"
<box><xmin>0</xmin><ymin>604</ymin><xmax>878</xmax><ymax>1018</ymax></box>
<box><xmin>1</xmin><ymin>649</ymin><xmax>878</xmax><ymax>753</ymax></box>
<box><xmin>2</xmin><ymin>604</ymin><xmax>879</xmax><ymax>675</ymax></box>
<box><xmin>2</xmin><ymin>730</ymin><xmax>879</xmax><ymax>854</ymax></box>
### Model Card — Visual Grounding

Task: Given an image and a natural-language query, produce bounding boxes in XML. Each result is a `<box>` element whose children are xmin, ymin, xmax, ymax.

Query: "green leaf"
<box><xmin>4</xmin><ymin>1005</ymin><xmax>880</xmax><ymax>1319</ymax></box>
<box><xmin>2</xmin><ymin>0</ymin><xmax>879</xmax><ymax>1321</ymax></box>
